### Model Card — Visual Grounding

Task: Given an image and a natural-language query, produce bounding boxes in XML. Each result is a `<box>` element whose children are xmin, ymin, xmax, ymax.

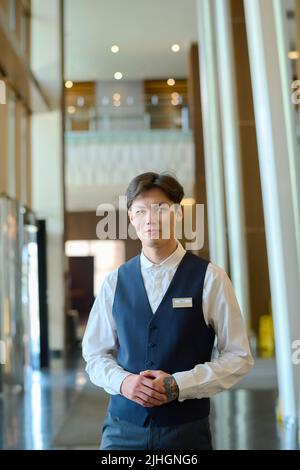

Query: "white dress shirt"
<box><xmin>82</xmin><ymin>242</ymin><xmax>254</xmax><ymax>402</ymax></box>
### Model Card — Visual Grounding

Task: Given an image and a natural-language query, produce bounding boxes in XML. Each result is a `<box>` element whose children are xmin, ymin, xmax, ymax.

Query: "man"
<box><xmin>82</xmin><ymin>172</ymin><xmax>254</xmax><ymax>450</ymax></box>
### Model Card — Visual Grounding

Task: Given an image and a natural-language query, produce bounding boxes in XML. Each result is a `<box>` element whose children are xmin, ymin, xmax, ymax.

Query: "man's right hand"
<box><xmin>120</xmin><ymin>373</ymin><xmax>168</xmax><ymax>407</ymax></box>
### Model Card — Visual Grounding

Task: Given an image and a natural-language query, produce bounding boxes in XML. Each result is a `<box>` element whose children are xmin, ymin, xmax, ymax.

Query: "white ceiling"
<box><xmin>64</xmin><ymin>0</ymin><xmax>198</xmax><ymax>81</ymax></box>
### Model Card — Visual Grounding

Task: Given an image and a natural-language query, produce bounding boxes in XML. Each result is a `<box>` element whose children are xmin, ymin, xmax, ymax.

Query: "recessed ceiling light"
<box><xmin>167</xmin><ymin>78</ymin><xmax>175</xmax><ymax>86</ymax></box>
<box><xmin>288</xmin><ymin>50</ymin><xmax>299</xmax><ymax>60</ymax></box>
<box><xmin>65</xmin><ymin>80</ymin><xmax>73</xmax><ymax>89</ymax></box>
<box><xmin>111</xmin><ymin>45</ymin><xmax>119</xmax><ymax>53</ymax></box>
<box><xmin>114</xmin><ymin>72</ymin><xmax>123</xmax><ymax>80</ymax></box>
<box><xmin>171</xmin><ymin>92</ymin><xmax>182</xmax><ymax>105</ymax></box>
<box><xmin>171</xmin><ymin>44</ymin><xmax>180</xmax><ymax>52</ymax></box>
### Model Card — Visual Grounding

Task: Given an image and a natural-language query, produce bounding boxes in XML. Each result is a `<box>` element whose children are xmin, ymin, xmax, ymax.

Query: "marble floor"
<box><xmin>0</xmin><ymin>354</ymin><xmax>299</xmax><ymax>450</ymax></box>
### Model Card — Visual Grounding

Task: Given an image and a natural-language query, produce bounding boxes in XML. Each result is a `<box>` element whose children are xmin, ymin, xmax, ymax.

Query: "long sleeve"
<box><xmin>172</xmin><ymin>263</ymin><xmax>254</xmax><ymax>401</ymax></box>
<box><xmin>82</xmin><ymin>269</ymin><xmax>131</xmax><ymax>395</ymax></box>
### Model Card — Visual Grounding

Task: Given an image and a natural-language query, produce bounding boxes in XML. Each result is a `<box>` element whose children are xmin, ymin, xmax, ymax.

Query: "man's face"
<box><xmin>128</xmin><ymin>188</ymin><xmax>182</xmax><ymax>248</ymax></box>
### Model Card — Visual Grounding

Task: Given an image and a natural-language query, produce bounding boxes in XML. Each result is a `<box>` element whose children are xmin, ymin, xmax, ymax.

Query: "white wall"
<box><xmin>65</xmin><ymin>131</ymin><xmax>195</xmax><ymax>211</ymax></box>
<box><xmin>31</xmin><ymin>111</ymin><xmax>65</xmax><ymax>352</ymax></box>
<box><xmin>30</xmin><ymin>0</ymin><xmax>62</xmax><ymax>109</ymax></box>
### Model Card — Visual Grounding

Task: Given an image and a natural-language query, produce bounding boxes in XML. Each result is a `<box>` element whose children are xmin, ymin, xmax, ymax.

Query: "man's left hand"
<box><xmin>139</xmin><ymin>370</ymin><xmax>179</xmax><ymax>404</ymax></box>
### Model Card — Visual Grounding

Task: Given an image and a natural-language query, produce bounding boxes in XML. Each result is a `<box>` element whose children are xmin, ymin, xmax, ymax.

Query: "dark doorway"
<box><xmin>68</xmin><ymin>256</ymin><xmax>95</xmax><ymax>327</ymax></box>
<box><xmin>37</xmin><ymin>219</ymin><xmax>49</xmax><ymax>368</ymax></box>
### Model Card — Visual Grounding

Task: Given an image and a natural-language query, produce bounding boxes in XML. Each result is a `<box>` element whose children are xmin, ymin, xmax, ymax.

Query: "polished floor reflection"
<box><xmin>210</xmin><ymin>389</ymin><xmax>298</xmax><ymax>450</ymax></box>
<box><xmin>0</xmin><ymin>357</ymin><xmax>87</xmax><ymax>450</ymax></box>
<box><xmin>0</xmin><ymin>356</ymin><xmax>299</xmax><ymax>450</ymax></box>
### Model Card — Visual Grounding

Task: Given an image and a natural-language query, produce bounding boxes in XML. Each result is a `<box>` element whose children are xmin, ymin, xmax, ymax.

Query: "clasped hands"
<box><xmin>120</xmin><ymin>369</ymin><xmax>179</xmax><ymax>408</ymax></box>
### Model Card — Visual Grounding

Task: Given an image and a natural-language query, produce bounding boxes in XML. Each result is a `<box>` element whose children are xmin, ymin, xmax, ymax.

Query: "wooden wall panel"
<box><xmin>65</xmin><ymin>81</ymin><xmax>96</xmax><ymax>131</ymax></box>
<box><xmin>188</xmin><ymin>43</ymin><xmax>209</xmax><ymax>261</ymax></box>
<box><xmin>144</xmin><ymin>79</ymin><xmax>187</xmax><ymax>129</ymax></box>
<box><xmin>66</xmin><ymin>211</ymin><xmax>141</xmax><ymax>262</ymax></box>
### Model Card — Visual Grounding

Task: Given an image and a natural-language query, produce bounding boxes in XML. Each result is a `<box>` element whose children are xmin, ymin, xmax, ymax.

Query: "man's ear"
<box><xmin>176</xmin><ymin>204</ymin><xmax>183</xmax><ymax>222</ymax></box>
<box><xmin>128</xmin><ymin>208</ymin><xmax>133</xmax><ymax>224</ymax></box>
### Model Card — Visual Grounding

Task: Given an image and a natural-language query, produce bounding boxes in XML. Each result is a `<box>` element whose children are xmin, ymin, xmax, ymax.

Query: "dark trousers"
<box><xmin>100</xmin><ymin>411</ymin><xmax>213</xmax><ymax>450</ymax></box>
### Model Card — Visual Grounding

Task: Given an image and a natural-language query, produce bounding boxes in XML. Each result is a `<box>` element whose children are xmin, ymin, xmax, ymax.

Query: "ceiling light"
<box><xmin>67</xmin><ymin>105</ymin><xmax>76</xmax><ymax>114</ymax></box>
<box><xmin>171</xmin><ymin>92</ymin><xmax>182</xmax><ymax>105</ymax></box>
<box><xmin>171</xmin><ymin>44</ymin><xmax>180</xmax><ymax>52</ymax></box>
<box><xmin>167</xmin><ymin>78</ymin><xmax>175</xmax><ymax>86</ymax></box>
<box><xmin>65</xmin><ymin>80</ymin><xmax>73</xmax><ymax>89</ymax></box>
<box><xmin>114</xmin><ymin>72</ymin><xmax>123</xmax><ymax>80</ymax></box>
<box><xmin>111</xmin><ymin>45</ymin><xmax>119</xmax><ymax>53</ymax></box>
<box><xmin>113</xmin><ymin>93</ymin><xmax>121</xmax><ymax>100</ymax></box>
<box><xmin>288</xmin><ymin>50</ymin><xmax>299</xmax><ymax>60</ymax></box>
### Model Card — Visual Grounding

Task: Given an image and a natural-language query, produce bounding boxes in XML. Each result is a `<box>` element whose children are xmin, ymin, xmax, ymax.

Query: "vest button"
<box><xmin>146</xmin><ymin>361</ymin><xmax>154</xmax><ymax>367</ymax></box>
<box><xmin>149</xmin><ymin>325</ymin><xmax>157</xmax><ymax>330</ymax></box>
<box><xmin>149</xmin><ymin>343</ymin><xmax>156</xmax><ymax>348</ymax></box>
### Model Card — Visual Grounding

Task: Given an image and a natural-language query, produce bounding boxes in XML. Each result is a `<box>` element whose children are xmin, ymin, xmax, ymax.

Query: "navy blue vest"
<box><xmin>108</xmin><ymin>251</ymin><xmax>215</xmax><ymax>426</ymax></box>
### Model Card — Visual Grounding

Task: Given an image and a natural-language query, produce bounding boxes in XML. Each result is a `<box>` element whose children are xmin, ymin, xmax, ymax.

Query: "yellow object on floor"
<box><xmin>258</xmin><ymin>314</ymin><xmax>274</xmax><ymax>357</ymax></box>
<box><xmin>276</xmin><ymin>398</ymin><xmax>283</xmax><ymax>423</ymax></box>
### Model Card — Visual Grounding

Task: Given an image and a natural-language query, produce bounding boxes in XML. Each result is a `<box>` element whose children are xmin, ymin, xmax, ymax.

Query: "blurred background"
<box><xmin>0</xmin><ymin>0</ymin><xmax>299</xmax><ymax>450</ymax></box>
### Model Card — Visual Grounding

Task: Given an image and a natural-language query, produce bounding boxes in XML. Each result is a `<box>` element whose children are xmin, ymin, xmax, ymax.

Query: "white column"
<box><xmin>30</xmin><ymin>1</ymin><xmax>65</xmax><ymax>353</ymax></box>
<box><xmin>273</xmin><ymin>0</ymin><xmax>300</xmax><ymax>269</ymax></box>
<box><xmin>214</xmin><ymin>0</ymin><xmax>251</xmax><ymax>327</ymax></box>
<box><xmin>244</xmin><ymin>0</ymin><xmax>300</xmax><ymax>424</ymax></box>
<box><xmin>196</xmin><ymin>0</ymin><xmax>228</xmax><ymax>270</ymax></box>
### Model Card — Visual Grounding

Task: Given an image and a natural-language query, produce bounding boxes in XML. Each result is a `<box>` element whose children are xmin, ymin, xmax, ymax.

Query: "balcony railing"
<box><xmin>65</xmin><ymin>100</ymin><xmax>190</xmax><ymax>132</ymax></box>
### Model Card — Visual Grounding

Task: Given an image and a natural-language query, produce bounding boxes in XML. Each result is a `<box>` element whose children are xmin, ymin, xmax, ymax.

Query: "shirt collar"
<box><xmin>140</xmin><ymin>241</ymin><xmax>186</xmax><ymax>270</ymax></box>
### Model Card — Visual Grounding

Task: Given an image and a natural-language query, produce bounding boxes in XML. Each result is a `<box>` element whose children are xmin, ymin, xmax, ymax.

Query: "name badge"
<box><xmin>172</xmin><ymin>297</ymin><xmax>193</xmax><ymax>308</ymax></box>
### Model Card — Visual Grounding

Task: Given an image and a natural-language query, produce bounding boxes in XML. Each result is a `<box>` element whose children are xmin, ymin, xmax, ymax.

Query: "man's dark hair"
<box><xmin>125</xmin><ymin>172</ymin><xmax>184</xmax><ymax>209</ymax></box>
